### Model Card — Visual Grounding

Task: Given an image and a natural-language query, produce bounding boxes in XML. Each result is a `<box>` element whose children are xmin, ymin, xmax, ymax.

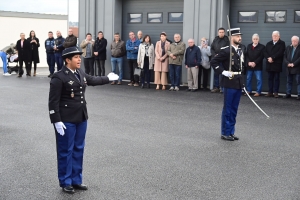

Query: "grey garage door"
<box><xmin>230</xmin><ymin>0</ymin><xmax>300</xmax><ymax>94</ymax></box>
<box><xmin>122</xmin><ymin>0</ymin><xmax>184</xmax><ymax>80</ymax></box>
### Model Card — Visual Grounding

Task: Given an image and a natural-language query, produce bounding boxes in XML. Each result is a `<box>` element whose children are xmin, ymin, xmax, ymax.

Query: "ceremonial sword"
<box><xmin>226</xmin><ymin>15</ymin><xmax>270</xmax><ymax>118</ymax></box>
<box><xmin>226</xmin><ymin>15</ymin><xmax>234</xmax><ymax>79</ymax></box>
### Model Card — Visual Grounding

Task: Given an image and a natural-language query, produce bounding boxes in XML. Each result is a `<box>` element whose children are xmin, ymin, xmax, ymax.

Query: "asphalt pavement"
<box><xmin>0</xmin><ymin>69</ymin><xmax>300</xmax><ymax>200</ymax></box>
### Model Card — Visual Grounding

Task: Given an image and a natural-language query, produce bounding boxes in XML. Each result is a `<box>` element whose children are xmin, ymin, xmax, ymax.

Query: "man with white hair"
<box><xmin>137</xmin><ymin>30</ymin><xmax>143</xmax><ymax>43</ymax></box>
<box><xmin>283</xmin><ymin>36</ymin><xmax>300</xmax><ymax>100</ymax></box>
<box><xmin>167</xmin><ymin>33</ymin><xmax>186</xmax><ymax>91</ymax></box>
<box><xmin>246</xmin><ymin>33</ymin><xmax>265</xmax><ymax>96</ymax></box>
<box><xmin>264</xmin><ymin>31</ymin><xmax>286</xmax><ymax>98</ymax></box>
<box><xmin>184</xmin><ymin>38</ymin><xmax>201</xmax><ymax>91</ymax></box>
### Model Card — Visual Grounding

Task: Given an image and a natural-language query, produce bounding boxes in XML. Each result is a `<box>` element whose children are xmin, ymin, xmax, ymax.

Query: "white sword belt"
<box><xmin>232</xmin><ymin>72</ymin><xmax>242</xmax><ymax>75</ymax></box>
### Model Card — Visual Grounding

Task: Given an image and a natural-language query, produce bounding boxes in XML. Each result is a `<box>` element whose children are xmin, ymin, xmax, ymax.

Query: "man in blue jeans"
<box><xmin>210</xmin><ymin>28</ymin><xmax>230</xmax><ymax>93</ymax></box>
<box><xmin>283</xmin><ymin>36</ymin><xmax>300</xmax><ymax>100</ymax></box>
<box><xmin>0</xmin><ymin>50</ymin><xmax>11</xmax><ymax>76</ymax></box>
<box><xmin>45</xmin><ymin>31</ymin><xmax>55</xmax><ymax>78</ymax></box>
<box><xmin>54</xmin><ymin>31</ymin><xmax>65</xmax><ymax>71</ymax></box>
<box><xmin>246</xmin><ymin>33</ymin><xmax>265</xmax><ymax>96</ymax></box>
<box><xmin>167</xmin><ymin>33</ymin><xmax>186</xmax><ymax>91</ymax></box>
<box><xmin>110</xmin><ymin>32</ymin><xmax>126</xmax><ymax>85</ymax></box>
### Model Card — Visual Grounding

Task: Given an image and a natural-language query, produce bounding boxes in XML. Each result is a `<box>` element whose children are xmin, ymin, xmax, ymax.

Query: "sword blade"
<box><xmin>243</xmin><ymin>87</ymin><xmax>270</xmax><ymax>118</ymax></box>
<box><xmin>227</xmin><ymin>15</ymin><xmax>232</xmax><ymax>72</ymax></box>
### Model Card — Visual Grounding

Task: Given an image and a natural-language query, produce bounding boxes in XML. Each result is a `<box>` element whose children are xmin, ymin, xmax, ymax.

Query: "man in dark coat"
<box><xmin>16</xmin><ymin>33</ymin><xmax>31</xmax><ymax>77</ymax></box>
<box><xmin>210</xmin><ymin>27</ymin><xmax>230</xmax><ymax>93</ymax></box>
<box><xmin>210</xmin><ymin>28</ymin><xmax>244</xmax><ymax>141</ymax></box>
<box><xmin>246</xmin><ymin>33</ymin><xmax>265</xmax><ymax>96</ymax></box>
<box><xmin>45</xmin><ymin>31</ymin><xmax>55</xmax><ymax>78</ymax></box>
<box><xmin>63</xmin><ymin>29</ymin><xmax>77</xmax><ymax>48</ymax></box>
<box><xmin>54</xmin><ymin>30</ymin><xmax>65</xmax><ymax>71</ymax></box>
<box><xmin>93</xmin><ymin>31</ymin><xmax>107</xmax><ymax>76</ymax></box>
<box><xmin>264</xmin><ymin>31</ymin><xmax>286</xmax><ymax>98</ymax></box>
<box><xmin>283</xmin><ymin>36</ymin><xmax>300</xmax><ymax>100</ymax></box>
<box><xmin>48</xmin><ymin>46</ymin><xmax>118</xmax><ymax>194</ymax></box>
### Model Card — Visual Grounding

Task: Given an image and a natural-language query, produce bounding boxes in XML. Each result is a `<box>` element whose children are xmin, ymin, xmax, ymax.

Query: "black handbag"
<box><xmin>134</xmin><ymin>68</ymin><xmax>141</xmax><ymax>76</ymax></box>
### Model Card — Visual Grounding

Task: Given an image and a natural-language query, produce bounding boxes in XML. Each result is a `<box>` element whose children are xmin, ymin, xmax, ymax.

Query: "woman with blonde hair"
<box><xmin>198</xmin><ymin>37</ymin><xmax>211</xmax><ymax>90</ymax></box>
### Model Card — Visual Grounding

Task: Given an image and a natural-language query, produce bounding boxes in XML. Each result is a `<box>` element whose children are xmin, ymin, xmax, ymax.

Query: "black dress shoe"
<box><xmin>62</xmin><ymin>186</ymin><xmax>75</xmax><ymax>194</ymax></box>
<box><xmin>73</xmin><ymin>184</ymin><xmax>88</xmax><ymax>190</ymax></box>
<box><xmin>191</xmin><ymin>89</ymin><xmax>197</xmax><ymax>92</ymax></box>
<box><xmin>147</xmin><ymin>84</ymin><xmax>150</xmax><ymax>88</ymax></box>
<box><xmin>221</xmin><ymin>135</ymin><xmax>234</xmax><ymax>141</ymax></box>
<box><xmin>186</xmin><ymin>89</ymin><xmax>191</xmax><ymax>91</ymax></box>
<box><xmin>283</xmin><ymin>94</ymin><xmax>291</xmax><ymax>98</ymax></box>
<box><xmin>230</xmin><ymin>134</ymin><xmax>239</xmax><ymax>140</ymax></box>
<box><xmin>141</xmin><ymin>84</ymin><xmax>144</xmax><ymax>89</ymax></box>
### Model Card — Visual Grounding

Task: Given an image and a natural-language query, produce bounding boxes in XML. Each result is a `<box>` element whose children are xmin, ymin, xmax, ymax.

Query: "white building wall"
<box><xmin>0</xmin><ymin>16</ymin><xmax>67</xmax><ymax>67</ymax></box>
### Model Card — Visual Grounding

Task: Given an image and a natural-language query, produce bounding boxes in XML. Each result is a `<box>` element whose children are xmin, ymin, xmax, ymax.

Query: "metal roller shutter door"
<box><xmin>230</xmin><ymin>0</ymin><xmax>300</xmax><ymax>94</ymax></box>
<box><xmin>122</xmin><ymin>0</ymin><xmax>184</xmax><ymax>81</ymax></box>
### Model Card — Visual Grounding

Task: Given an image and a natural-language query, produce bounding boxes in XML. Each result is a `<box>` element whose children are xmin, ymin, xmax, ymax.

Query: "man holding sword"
<box><xmin>210</xmin><ymin>28</ymin><xmax>244</xmax><ymax>141</ymax></box>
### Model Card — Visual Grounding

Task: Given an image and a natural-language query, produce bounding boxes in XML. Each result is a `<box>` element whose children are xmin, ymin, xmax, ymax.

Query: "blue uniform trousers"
<box><xmin>55</xmin><ymin>120</ymin><xmax>87</xmax><ymax>187</ymax></box>
<box><xmin>221</xmin><ymin>88</ymin><xmax>242</xmax><ymax>136</ymax></box>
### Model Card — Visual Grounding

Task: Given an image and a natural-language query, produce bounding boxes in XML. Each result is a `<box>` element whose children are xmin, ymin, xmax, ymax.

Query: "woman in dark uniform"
<box><xmin>48</xmin><ymin>47</ymin><xmax>118</xmax><ymax>194</ymax></box>
<box><xmin>27</xmin><ymin>30</ymin><xmax>40</xmax><ymax>76</ymax></box>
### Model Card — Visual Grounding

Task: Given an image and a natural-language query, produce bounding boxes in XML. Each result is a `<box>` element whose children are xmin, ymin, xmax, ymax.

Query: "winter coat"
<box><xmin>184</xmin><ymin>45</ymin><xmax>202</xmax><ymax>67</ymax></box>
<box><xmin>16</xmin><ymin>39</ymin><xmax>31</xmax><ymax>60</ymax></box>
<box><xmin>137</xmin><ymin>43</ymin><xmax>155</xmax><ymax>70</ymax></box>
<box><xmin>111</xmin><ymin>40</ymin><xmax>126</xmax><ymax>58</ymax></box>
<box><xmin>210</xmin><ymin>36</ymin><xmax>230</xmax><ymax>57</ymax></box>
<box><xmin>264</xmin><ymin>39</ymin><xmax>286</xmax><ymax>72</ymax></box>
<box><xmin>80</xmin><ymin>40</ymin><xmax>95</xmax><ymax>58</ymax></box>
<box><xmin>246</xmin><ymin>43</ymin><xmax>265</xmax><ymax>71</ymax></box>
<box><xmin>94</xmin><ymin>37</ymin><xmax>107</xmax><ymax>60</ymax></box>
<box><xmin>45</xmin><ymin>38</ymin><xmax>55</xmax><ymax>53</ymax></box>
<box><xmin>63</xmin><ymin>34</ymin><xmax>77</xmax><ymax>48</ymax></box>
<box><xmin>126</xmin><ymin>38</ymin><xmax>140</xmax><ymax>59</ymax></box>
<box><xmin>167</xmin><ymin>41</ymin><xmax>186</xmax><ymax>65</ymax></box>
<box><xmin>27</xmin><ymin>37</ymin><xmax>40</xmax><ymax>63</ymax></box>
<box><xmin>54</xmin><ymin>36</ymin><xmax>65</xmax><ymax>53</ymax></box>
<box><xmin>283</xmin><ymin>45</ymin><xmax>300</xmax><ymax>74</ymax></box>
<box><xmin>154</xmin><ymin>40</ymin><xmax>170</xmax><ymax>72</ymax></box>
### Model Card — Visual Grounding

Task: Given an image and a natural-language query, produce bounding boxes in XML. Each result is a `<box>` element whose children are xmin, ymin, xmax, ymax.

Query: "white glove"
<box><xmin>222</xmin><ymin>71</ymin><xmax>233</xmax><ymax>78</ymax></box>
<box><xmin>54</xmin><ymin>122</ymin><xmax>66</xmax><ymax>136</ymax></box>
<box><xmin>107</xmin><ymin>72</ymin><xmax>119</xmax><ymax>81</ymax></box>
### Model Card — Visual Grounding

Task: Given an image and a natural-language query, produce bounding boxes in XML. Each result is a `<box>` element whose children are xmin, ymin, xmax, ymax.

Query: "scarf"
<box><xmin>161</xmin><ymin>41</ymin><xmax>165</xmax><ymax>56</ymax></box>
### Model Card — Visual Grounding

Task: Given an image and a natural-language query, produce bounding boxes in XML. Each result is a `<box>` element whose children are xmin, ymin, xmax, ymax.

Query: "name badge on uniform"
<box><xmin>71</xmin><ymin>92</ymin><xmax>74</xmax><ymax>98</ymax></box>
<box><xmin>68</xmin><ymin>80</ymin><xmax>74</xmax><ymax>85</ymax></box>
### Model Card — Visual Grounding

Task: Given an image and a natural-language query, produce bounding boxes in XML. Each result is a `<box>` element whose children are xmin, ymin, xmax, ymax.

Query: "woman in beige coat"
<box><xmin>154</xmin><ymin>32</ymin><xmax>170</xmax><ymax>90</ymax></box>
<box><xmin>137</xmin><ymin>35</ymin><xmax>155</xmax><ymax>88</ymax></box>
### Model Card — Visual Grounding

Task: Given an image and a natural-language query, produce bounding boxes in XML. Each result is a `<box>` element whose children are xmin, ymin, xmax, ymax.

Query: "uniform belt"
<box><xmin>232</xmin><ymin>72</ymin><xmax>241</xmax><ymax>75</ymax></box>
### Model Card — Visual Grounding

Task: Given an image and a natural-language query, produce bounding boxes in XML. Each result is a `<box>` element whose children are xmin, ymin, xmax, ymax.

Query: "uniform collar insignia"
<box><xmin>65</xmin><ymin>70</ymin><xmax>69</xmax><ymax>74</ymax></box>
<box><xmin>68</xmin><ymin>80</ymin><xmax>74</xmax><ymax>85</ymax></box>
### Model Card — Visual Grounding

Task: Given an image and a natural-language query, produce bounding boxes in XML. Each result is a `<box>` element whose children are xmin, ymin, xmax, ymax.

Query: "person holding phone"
<box><xmin>198</xmin><ymin>37</ymin><xmax>211</xmax><ymax>90</ymax></box>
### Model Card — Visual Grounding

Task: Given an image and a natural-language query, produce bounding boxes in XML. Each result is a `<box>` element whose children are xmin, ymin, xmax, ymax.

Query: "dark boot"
<box><xmin>33</xmin><ymin>70</ymin><xmax>36</xmax><ymax>76</ymax></box>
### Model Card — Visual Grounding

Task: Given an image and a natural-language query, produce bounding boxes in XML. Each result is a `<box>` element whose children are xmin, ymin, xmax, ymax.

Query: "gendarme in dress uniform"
<box><xmin>210</xmin><ymin>28</ymin><xmax>244</xmax><ymax>141</ymax></box>
<box><xmin>48</xmin><ymin>47</ymin><xmax>114</xmax><ymax>194</ymax></box>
